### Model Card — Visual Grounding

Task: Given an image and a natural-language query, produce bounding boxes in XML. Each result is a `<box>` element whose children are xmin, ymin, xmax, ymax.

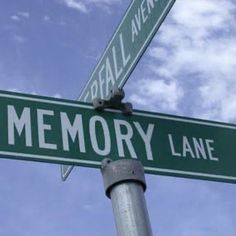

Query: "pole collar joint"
<box><xmin>101</xmin><ymin>159</ymin><xmax>146</xmax><ymax>198</ymax></box>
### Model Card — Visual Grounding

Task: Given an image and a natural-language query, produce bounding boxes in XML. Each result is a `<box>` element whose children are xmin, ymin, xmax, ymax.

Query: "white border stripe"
<box><xmin>0</xmin><ymin>150</ymin><xmax>235</xmax><ymax>182</ymax></box>
<box><xmin>2</xmin><ymin>92</ymin><xmax>236</xmax><ymax>130</ymax></box>
<box><xmin>0</xmin><ymin>151</ymin><xmax>100</xmax><ymax>166</ymax></box>
<box><xmin>133</xmin><ymin>111</ymin><xmax>236</xmax><ymax>129</ymax></box>
<box><xmin>144</xmin><ymin>166</ymin><xmax>236</xmax><ymax>181</ymax></box>
<box><xmin>0</xmin><ymin>93</ymin><xmax>93</xmax><ymax>109</ymax></box>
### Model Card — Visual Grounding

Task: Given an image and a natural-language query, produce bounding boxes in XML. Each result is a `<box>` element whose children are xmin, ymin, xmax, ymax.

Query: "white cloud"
<box><xmin>18</xmin><ymin>12</ymin><xmax>30</xmax><ymax>18</ymax></box>
<box><xmin>62</xmin><ymin>0</ymin><xmax>121</xmax><ymax>13</ymax></box>
<box><xmin>12</xmin><ymin>35</ymin><xmax>27</xmax><ymax>44</ymax></box>
<box><xmin>6</xmin><ymin>88</ymin><xmax>63</xmax><ymax>100</ymax></box>
<box><xmin>53</xmin><ymin>93</ymin><xmax>63</xmax><ymax>98</ymax></box>
<box><xmin>43</xmin><ymin>15</ymin><xmax>50</xmax><ymax>22</ymax></box>
<box><xmin>128</xmin><ymin>0</ymin><xmax>236</xmax><ymax>122</ymax></box>
<box><xmin>10</xmin><ymin>12</ymin><xmax>30</xmax><ymax>21</ymax></box>
<box><xmin>172</xmin><ymin>0</ymin><xmax>234</xmax><ymax>34</ymax></box>
<box><xmin>11</xmin><ymin>15</ymin><xmax>20</xmax><ymax>21</ymax></box>
<box><xmin>63</xmin><ymin>0</ymin><xmax>88</xmax><ymax>13</ymax></box>
<box><xmin>198</xmin><ymin>78</ymin><xmax>236</xmax><ymax>121</ymax></box>
<box><xmin>128</xmin><ymin>79</ymin><xmax>184</xmax><ymax>112</ymax></box>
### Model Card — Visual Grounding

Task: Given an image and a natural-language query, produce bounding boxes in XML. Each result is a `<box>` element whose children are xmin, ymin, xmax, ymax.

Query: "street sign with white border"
<box><xmin>79</xmin><ymin>0</ymin><xmax>176</xmax><ymax>102</ymax></box>
<box><xmin>1</xmin><ymin>90</ymin><xmax>236</xmax><ymax>184</ymax></box>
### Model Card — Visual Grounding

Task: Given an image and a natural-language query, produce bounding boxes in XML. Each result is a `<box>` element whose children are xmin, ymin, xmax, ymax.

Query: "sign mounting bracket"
<box><xmin>92</xmin><ymin>88</ymin><xmax>133</xmax><ymax>115</ymax></box>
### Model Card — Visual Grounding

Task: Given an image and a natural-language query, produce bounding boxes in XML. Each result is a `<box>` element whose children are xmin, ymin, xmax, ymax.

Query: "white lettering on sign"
<box><xmin>8</xmin><ymin>105</ymin><xmax>32</xmax><ymax>147</ymax></box>
<box><xmin>133</xmin><ymin>122</ymin><xmax>154</xmax><ymax>160</ymax></box>
<box><xmin>91</xmin><ymin>80</ymin><xmax>98</xmax><ymax>101</ymax></box>
<box><xmin>86</xmin><ymin>33</ymin><xmax>131</xmax><ymax>101</ymax></box>
<box><xmin>89</xmin><ymin>116</ymin><xmax>111</xmax><ymax>156</ymax></box>
<box><xmin>6</xmin><ymin>105</ymin><xmax>156</xmax><ymax>162</ymax></box>
<box><xmin>192</xmin><ymin>137</ymin><xmax>207</xmax><ymax>160</ymax></box>
<box><xmin>37</xmin><ymin>109</ymin><xmax>57</xmax><ymax>150</ymax></box>
<box><xmin>81</xmin><ymin>0</ymin><xmax>169</xmax><ymax>103</ymax></box>
<box><xmin>183</xmin><ymin>136</ymin><xmax>195</xmax><ymax>158</ymax></box>
<box><xmin>114</xmin><ymin>119</ymin><xmax>137</xmax><ymax>159</ymax></box>
<box><xmin>168</xmin><ymin>134</ymin><xmax>219</xmax><ymax>162</ymax></box>
<box><xmin>60</xmin><ymin>112</ymin><xmax>86</xmax><ymax>153</ymax></box>
<box><xmin>112</xmin><ymin>46</ymin><xmax>123</xmax><ymax>80</ymax></box>
<box><xmin>105</xmin><ymin>57</ymin><xmax>115</xmax><ymax>97</ymax></box>
<box><xmin>120</xmin><ymin>33</ymin><xmax>131</xmax><ymax>68</ymax></box>
<box><xmin>98</xmin><ymin>64</ymin><xmax>105</xmax><ymax>100</ymax></box>
<box><xmin>131</xmin><ymin>0</ymin><xmax>158</xmax><ymax>43</ymax></box>
<box><xmin>168</xmin><ymin>133</ymin><xmax>181</xmax><ymax>157</ymax></box>
<box><xmin>205</xmin><ymin>139</ymin><xmax>219</xmax><ymax>161</ymax></box>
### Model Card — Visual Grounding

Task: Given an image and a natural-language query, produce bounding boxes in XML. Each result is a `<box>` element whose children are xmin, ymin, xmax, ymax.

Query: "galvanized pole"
<box><xmin>101</xmin><ymin>159</ymin><xmax>153</xmax><ymax>236</ymax></box>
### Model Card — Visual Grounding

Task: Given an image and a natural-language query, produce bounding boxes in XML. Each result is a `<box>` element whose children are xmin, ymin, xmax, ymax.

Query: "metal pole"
<box><xmin>101</xmin><ymin>159</ymin><xmax>153</xmax><ymax>236</ymax></box>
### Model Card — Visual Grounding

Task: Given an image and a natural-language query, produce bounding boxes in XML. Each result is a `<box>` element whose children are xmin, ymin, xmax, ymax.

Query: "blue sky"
<box><xmin>0</xmin><ymin>0</ymin><xmax>236</xmax><ymax>235</ymax></box>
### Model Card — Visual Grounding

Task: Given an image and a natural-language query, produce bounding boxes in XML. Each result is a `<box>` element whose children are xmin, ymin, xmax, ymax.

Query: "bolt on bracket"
<box><xmin>92</xmin><ymin>88</ymin><xmax>133</xmax><ymax>115</ymax></box>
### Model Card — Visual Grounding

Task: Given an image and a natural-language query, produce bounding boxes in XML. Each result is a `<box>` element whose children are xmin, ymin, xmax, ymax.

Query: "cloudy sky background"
<box><xmin>0</xmin><ymin>0</ymin><xmax>236</xmax><ymax>235</ymax></box>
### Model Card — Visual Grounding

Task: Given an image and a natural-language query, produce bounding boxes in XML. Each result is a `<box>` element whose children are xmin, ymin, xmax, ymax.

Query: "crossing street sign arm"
<box><xmin>79</xmin><ymin>0</ymin><xmax>176</xmax><ymax>102</ymax></box>
<box><xmin>61</xmin><ymin>0</ymin><xmax>176</xmax><ymax>180</ymax></box>
<box><xmin>61</xmin><ymin>164</ymin><xmax>73</xmax><ymax>180</ymax></box>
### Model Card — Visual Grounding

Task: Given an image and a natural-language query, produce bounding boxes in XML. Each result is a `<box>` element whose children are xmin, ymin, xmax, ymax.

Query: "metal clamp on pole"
<box><xmin>92</xmin><ymin>88</ymin><xmax>133</xmax><ymax>115</ymax></box>
<box><xmin>101</xmin><ymin>159</ymin><xmax>153</xmax><ymax>236</ymax></box>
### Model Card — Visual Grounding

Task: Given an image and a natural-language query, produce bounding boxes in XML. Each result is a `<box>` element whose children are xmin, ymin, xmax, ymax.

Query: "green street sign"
<box><xmin>62</xmin><ymin>0</ymin><xmax>176</xmax><ymax>180</ymax></box>
<box><xmin>79</xmin><ymin>0</ymin><xmax>176</xmax><ymax>102</ymax></box>
<box><xmin>1</xmin><ymin>90</ymin><xmax>236</xmax><ymax>184</ymax></box>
